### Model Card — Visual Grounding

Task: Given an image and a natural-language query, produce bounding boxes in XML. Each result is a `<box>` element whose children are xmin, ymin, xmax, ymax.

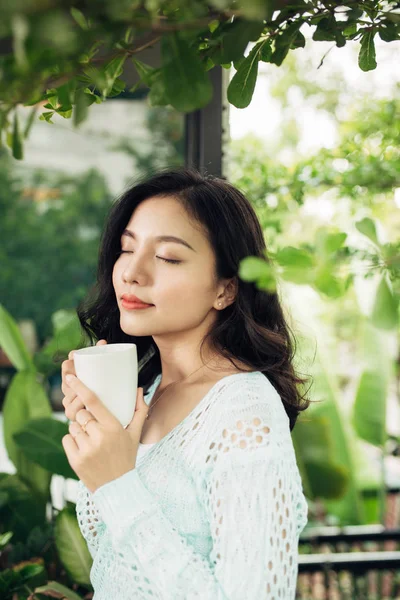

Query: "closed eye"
<box><xmin>118</xmin><ymin>250</ymin><xmax>181</xmax><ymax>265</ymax></box>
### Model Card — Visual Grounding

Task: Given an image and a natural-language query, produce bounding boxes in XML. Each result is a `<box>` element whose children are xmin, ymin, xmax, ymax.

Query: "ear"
<box><xmin>216</xmin><ymin>277</ymin><xmax>238</xmax><ymax>309</ymax></box>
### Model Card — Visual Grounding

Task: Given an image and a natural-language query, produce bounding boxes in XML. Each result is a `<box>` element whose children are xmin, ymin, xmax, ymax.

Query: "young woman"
<box><xmin>61</xmin><ymin>167</ymin><xmax>310</xmax><ymax>599</ymax></box>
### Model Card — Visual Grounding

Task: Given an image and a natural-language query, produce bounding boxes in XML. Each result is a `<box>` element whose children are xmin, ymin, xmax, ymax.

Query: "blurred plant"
<box><xmin>225</xmin><ymin>78</ymin><xmax>400</xmax><ymax>524</ymax></box>
<box><xmin>0</xmin><ymin>150</ymin><xmax>112</xmax><ymax>345</ymax></box>
<box><xmin>0</xmin><ymin>1</ymin><xmax>399</xmax><ymax>158</ymax></box>
<box><xmin>0</xmin><ymin>305</ymin><xmax>91</xmax><ymax>599</ymax></box>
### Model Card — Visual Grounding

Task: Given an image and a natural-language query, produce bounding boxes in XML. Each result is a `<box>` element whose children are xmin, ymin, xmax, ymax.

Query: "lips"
<box><xmin>121</xmin><ymin>294</ymin><xmax>153</xmax><ymax>306</ymax></box>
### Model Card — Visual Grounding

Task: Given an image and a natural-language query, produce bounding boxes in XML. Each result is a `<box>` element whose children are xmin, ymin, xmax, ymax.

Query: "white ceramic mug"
<box><xmin>73</xmin><ymin>343</ymin><xmax>138</xmax><ymax>428</ymax></box>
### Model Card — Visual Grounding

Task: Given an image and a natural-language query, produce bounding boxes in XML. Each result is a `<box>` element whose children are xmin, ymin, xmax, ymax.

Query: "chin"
<box><xmin>119</xmin><ymin>320</ymin><xmax>153</xmax><ymax>337</ymax></box>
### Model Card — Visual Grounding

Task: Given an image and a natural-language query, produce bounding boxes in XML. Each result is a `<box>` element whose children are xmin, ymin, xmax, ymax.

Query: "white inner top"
<box><xmin>138</xmin><ymin>374</ymin><xmax>163</xmax><ymax>449</ymax></box>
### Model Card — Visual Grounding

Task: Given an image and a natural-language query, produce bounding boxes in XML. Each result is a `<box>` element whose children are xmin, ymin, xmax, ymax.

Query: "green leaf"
<box><xmin>13</xmin><ymin>417</ymin><xmax>77</xmax><ymax>479</ymax></box>
<box><xmin>80</xmin><ymin>40</ymin><xmax>102</xmax><ymax>64</ymax></box>
<box><xmin>335</xmin><ymin>30</ymin><xmax>346</xmax><ymax>48</ymax></box>
<box><xmin>203</xmin><ymin>57</ymin><xmax>215</xmax><ymax>72</ymax></box>
<box><xmin>81</xmin><ymin>65</ymin><xmax>108</xmax><ymax>94</ymax></box>
<box><xmin>343</xmin><ymin>22</ymin><xmax>357</xmax><ymax>37</ymax></box>
<box><xmin>45</xmin><ymin>93</ymin><xmax>58</xmax><ymax>109</ymax></box>
<box><xmin>0</xmin><ymin>474</ymin><xmax>46</xmax><ymax>543</ymax></box>
<box><xmin>314</xmin><ymin>265</ymin><xmax>344</xmax><ymax>298</ymax></box>
<box><xmin>0</xmin><ymin>304</ymin><xmax>33</xmax><ymax>370</ymax></box>
<box><xmin>260</xmin><ymin>40</ymin><xmax>272</xmax><ymax>62</ymax></box>
<box><xmin>275</xmin><ymin>246</ymin><xmax>315</xmax><ymax>285</ymax></box>
<box><xmin>355</xmin><ymin>217</ymin><xmax>379</xmax><ymax>245</ymax></box>
<box><xmin>378</xmin><ymin>22</ymin><xmax>399</xmax><ymax>42</ymax></box>
<box><xmin>238</xmin><ymin>255</ymin><xmax>271</xmax><ymax>280</ymax></box>
<box><xmin>313</xmin><ymin>18</ymin><xmax>336</xmax><ymax>42</ymax></box>
<box><xmin>73</xmin><ymin>88</ymin><xmax>90</xmax><ymax>127</ymax></box>
<box><xmin>238</xmin><ymin>256</ymin><xmax>277</xmax><ymax>291</ymax></box>
<box><xmin>306</xmin><ymin>460</ymin><xmax>349</xmax><ymax>498</ymax></box>
<box><xmin>34</xmin><ymin>309</ymin><xmax>83</xmax><ymax>376</ymax></box>
<box><xmin>23</xmin><ymin>105</ymin><xmax>38</xmax><ymax>138</ymax></box>
<box><xmin>82</xmin><ymin>89</ymin><xmax>102</xmax><ymax>106</ymax></box>
<box><xmin>270</xmin><ymin>21</ymin><xmax>304</xmax><ymax>66</ymax></box>
<box><xmin>39</xmin><ymin>111</ymin><xmax>55</xmax><ymax>123</ymax></box>
<box><xmin>54</xmin><ymin>509</ymin><xmax>93</xmax><ymax>586</ymax></box>
<box><xmin>352</xmin><ymin>370</ymin><xmax>387</xmax><ymax>447</ymax></box>
<box><xmin>57</xmin><ymin>108</ymin><xmax>73</xmax><ymax>119</ymax></box>
<box><xmin>275</xmin><ymin>246</ymin><xmax>314</xmax><ymax>268</ymax></box>
<box><xmin>0</xmin><ymin>531</ymin><xmax>13</xmax><ymax>549</ymax></box>
<box><xmin>293</xmin><ymin>417</ymin><xmax>349</xmax><ymax>499</ymax></box>
<box><xmin>12</xmin><ymin>111</ymin><xmax>23</xmax><ymax>159</ymax></box>
<box><xmin>358</xmin><ymin>30</ymin><xmax>377</xmax><ymax>72</ymax></box>
<box><xmin>281</xmin><ymin>268</ymin><xmax>315</xmax><ymax>285</ymax></box>
<box><xmin>57</xmin><ymin>81</ymin><xmax>75</xmax><ymax>109</ymax></box>
<box><xmin>148</xmin><ymin>71</ymin><xmax>169</xmax><ymax>107</ymax></box>
<box><xmin>132</xmin><ymin>59</ymin><xmax>158</xmax><ymax>87</ymax></box>
<box><xmin>315</xmin><ymin>229</ymin><xmax>347</xmax><ymax>256</ymax></box>
<box><xmin>13</xmin><ymin>562</ymin><xmax>46</xmax><ymax>588</ymax></box>
<box><xmin>216</xmin><ymin>19</ymin><xmax>265</xmax><ymax>64</ymax></box>
<box><xmin>312</xmin><ymin>14</ymin><xmax>346</xmax><ymax>46</ymax></box>
<box><xmin>227</xmin><ymin>41</ymin><xmax>264</xmax><ymax>108</ymax></box>
<box><xmin>386</xmin><ymin>12</ymin><xmax>400</xmax><ymax>24</ymax></box>
<box><xmin>162</xmin><ymin>32</ymin><xmax>213</xmax><ymax>112</ymax></box>
<box><xmin>347</xmin><ymin>7</ymin><xmax>364</xmax><ymax>20</ymax></box>
<box><xmin>371</xmin><ymin>275</ymin><xmax>398</xmax><ymax>330</ymax></box>
<box><xmin>34</xmin><ymin>580</ymin><xmax>84</xmax><ymax>600</ymax></box>
<box><xmin>2</xmin><ymin>370</ymin><xmax>52</xmax><ymax>499</ymax></box>
<box><xmin>103</xmin><ymin>55</ymin><xmax>127</xmax><ymax>96</ymax></box>
<box><xmin>70</xmin><ymin>7</ymin><xmax>89</xmax><ymax>30</ymax></box>
<box><xmin>107</xmin><ymin>77</ymin><xmax>126</xmax><ymax>97</ymax></box>
<box><xmin>208</xmin><ymin>19</ymin><xmax>219</xmax><ymax>33</ymax></box>
<box><xmin>292</xmin><ymin>31</ymin><xmax>306</xmax><ymax>49</ymax></box>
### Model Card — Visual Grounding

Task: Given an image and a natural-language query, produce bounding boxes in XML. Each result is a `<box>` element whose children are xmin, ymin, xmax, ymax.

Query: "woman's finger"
<box><xmin>62</xmin><ymin>358</ymin><xmax>75</xmax><ymax>374</ymax></box>
<box><xmin>62</xmin><ymin>342</ymin><xmax>107</xmax><ymax>411</ymax></box>
<box><xmin>61</xmin><ymin>358</ymin><xmax>77</xmax><ymax>397</ymax></box>
<box><xmin>61</xmin><ymin>381</ymin><xmax>78</xmax><ymax>397</ymax></box>
<box><xmin>62</xmin><ymin>390</ymin><xmax>78</xmax><ymax>408</ymax></box>
<box><xmin>64</xmin><ymin>396</ymin><xmax>86</xmax><ymax>421</ymax></box>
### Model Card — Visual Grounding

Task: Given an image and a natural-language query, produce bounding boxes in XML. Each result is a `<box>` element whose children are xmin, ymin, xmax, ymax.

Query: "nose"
<box><xmin>122</xmin><ymin>251</ymin><xmax>151</xmax><ymax>285</ymax></box>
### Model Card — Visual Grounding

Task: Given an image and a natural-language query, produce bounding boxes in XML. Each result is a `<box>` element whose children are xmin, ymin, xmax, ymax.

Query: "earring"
<box><xmin>218</xmin><ymin>302</ymin><xmax>222</xmax><ymax>307</ymax></box>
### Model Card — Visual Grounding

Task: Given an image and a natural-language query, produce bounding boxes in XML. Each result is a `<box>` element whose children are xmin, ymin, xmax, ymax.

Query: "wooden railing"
<box><xmin>296</xmin><ymin>526</ymin><xmax>400</xmax><ymax>599</ymax></box>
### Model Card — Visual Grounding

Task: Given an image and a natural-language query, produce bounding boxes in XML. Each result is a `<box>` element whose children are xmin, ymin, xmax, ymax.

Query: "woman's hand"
<box><xmin>61</xmin><ymin>359</ymin><xmax>148</xmax><ymax>493</ymax></box>
<box><xmin>61</xmin><ymin>339</ymin><xmax>107</xmax><ymax>421</ymax></box>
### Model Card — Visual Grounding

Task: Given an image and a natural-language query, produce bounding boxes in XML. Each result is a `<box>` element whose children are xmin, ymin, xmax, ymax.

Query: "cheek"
<box><xmin>112</xmin><ymin>262</ymin><xmax>121</xmax><ymax>288</ymax></box>
<box><xmin>164</xmin><ymin>274</ymin><xmax>215</xmax><ymax>306</ymax></box>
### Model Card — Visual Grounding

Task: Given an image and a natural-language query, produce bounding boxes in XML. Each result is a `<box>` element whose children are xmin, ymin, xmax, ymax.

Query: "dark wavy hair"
<box><xmin>76</xmin><ymin>166</ymin><xmax>311</xmax><ymax>430</ymax></box>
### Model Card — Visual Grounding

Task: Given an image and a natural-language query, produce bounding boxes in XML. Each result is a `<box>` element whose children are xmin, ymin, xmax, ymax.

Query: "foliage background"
<box><xmin>0</xmin><ymin>13</ymin><xmax>399</xmax><ymax>599</ymax></box>
<box><xmin>0</xmin><ymin>102</ymin><xmax>184</xmax><ymax>345</ymax></box>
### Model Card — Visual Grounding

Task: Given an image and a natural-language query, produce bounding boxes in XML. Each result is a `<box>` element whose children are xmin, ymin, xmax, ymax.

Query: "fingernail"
<box><xmin>66</xmin><ymin>374</ymin><xmax>75</xmax><ymax>383</ymax></box>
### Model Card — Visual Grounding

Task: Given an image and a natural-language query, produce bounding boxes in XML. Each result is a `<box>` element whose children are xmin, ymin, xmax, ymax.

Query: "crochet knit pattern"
<box><xmin>76</xmin><ymin>370</ymin><xmax>308</xmax><ymax>599</ymax></box>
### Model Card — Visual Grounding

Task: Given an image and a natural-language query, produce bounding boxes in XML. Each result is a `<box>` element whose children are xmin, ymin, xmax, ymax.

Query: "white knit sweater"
<box><xmin>76</xmin><ymin>370</ymin><xmax>308</xmax><ymax>599</ymax></box>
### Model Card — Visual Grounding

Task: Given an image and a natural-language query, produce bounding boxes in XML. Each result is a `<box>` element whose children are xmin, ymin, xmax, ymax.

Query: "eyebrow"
<box><xmin>121</xmin><ymin>229</ymin><xmax>196</xmax><ymax>252</ymax></box>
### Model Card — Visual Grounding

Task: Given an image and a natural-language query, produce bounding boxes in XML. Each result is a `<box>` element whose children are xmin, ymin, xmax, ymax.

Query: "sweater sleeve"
<box><xmin>91</xmin><ymin>398</ymin><xmax>308</xmax><ymax>599</ymax></box>
<box><xmin>76</xmin><ymin>479</ymin><xmax>106</xmax><ymax>560</ymax></box>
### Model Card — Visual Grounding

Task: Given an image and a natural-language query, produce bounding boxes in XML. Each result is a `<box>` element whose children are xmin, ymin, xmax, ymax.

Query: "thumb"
<box><xmin>127</xmin><ymin>388</ymin><xmax>147</xmax><ymax>431</ymax></box>
<box><xmin>135</xmin><ymin>388</ymin><xmax>147</xmax><ymax>410</ymax></box>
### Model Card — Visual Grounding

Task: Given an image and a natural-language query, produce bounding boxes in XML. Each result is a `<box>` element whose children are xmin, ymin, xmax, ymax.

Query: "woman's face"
<box><xmin>112</xmin><ymin>195</ymin><xmax>225</xmax><ymax>339</ymax></box>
